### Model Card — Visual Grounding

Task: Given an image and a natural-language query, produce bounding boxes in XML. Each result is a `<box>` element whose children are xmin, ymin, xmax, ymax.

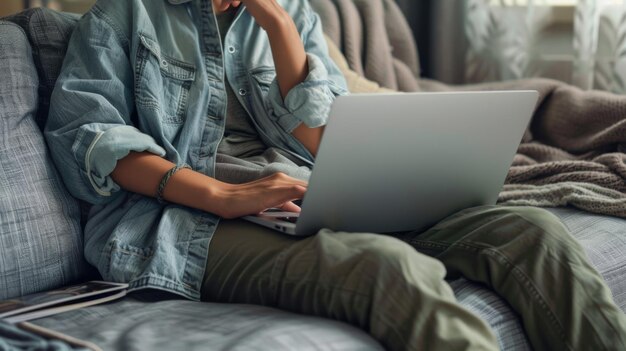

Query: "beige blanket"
<box><xmin>316</xmin><ymin>0</ymin><xmax>626</xmax><ymax>218</ymax></box>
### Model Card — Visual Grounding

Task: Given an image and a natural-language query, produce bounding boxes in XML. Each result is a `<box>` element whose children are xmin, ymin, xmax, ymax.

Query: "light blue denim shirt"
<box><xmin>45</xmin><ymin>0</ymin><xmax>348</xmax><ymax>300</ymax></box>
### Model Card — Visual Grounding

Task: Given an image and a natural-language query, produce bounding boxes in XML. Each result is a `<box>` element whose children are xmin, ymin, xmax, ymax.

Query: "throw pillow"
<box><xmin>0</xmin><ymin>21</ymin><xmax>86</xmax><ymax>300</ymax></box>
<box><xmin>3</xmin><ymin>8</ymin><xmax>80</xmax><ymax>131</ymax></box>
<box><xmin>4</xmin><ymin>8</ymin><xmax>90</xmax><ymax>225</ymax></box>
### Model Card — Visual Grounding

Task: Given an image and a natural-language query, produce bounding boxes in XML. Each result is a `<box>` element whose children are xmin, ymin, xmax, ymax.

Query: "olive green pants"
<box><xmin>201</xmin><ymin>206</ymin><xmax>626</xmax><ymax>350</ymax></box>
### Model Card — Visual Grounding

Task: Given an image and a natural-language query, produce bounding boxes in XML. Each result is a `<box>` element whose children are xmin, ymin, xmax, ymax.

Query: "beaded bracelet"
<box><xmin>156</xmin><ymin>164</ymin><xmax>191</xmax><ymax>204</ymax></box>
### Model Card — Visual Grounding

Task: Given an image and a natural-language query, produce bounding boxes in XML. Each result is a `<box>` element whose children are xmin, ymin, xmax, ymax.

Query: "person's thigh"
<box><xmin>201</xmin><ymin>219</ymin><xmax>299</xmax><ymax>304</ymax></box>
<box><xmin>202</xmin><ymin>219</ymin><xmax>498</xmax><ymax>351</ymax></box>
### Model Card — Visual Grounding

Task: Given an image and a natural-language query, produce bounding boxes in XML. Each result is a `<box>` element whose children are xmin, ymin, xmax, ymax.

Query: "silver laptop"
<box><xmin>244</xmin><ymin>91</ymin><xmax>538</xmax><ymax>236</ymax></box>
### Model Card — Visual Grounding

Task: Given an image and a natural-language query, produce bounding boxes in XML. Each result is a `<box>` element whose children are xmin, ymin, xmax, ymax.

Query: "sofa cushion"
<box><xmin>3</xmin><ymin>8</ymin><xmax>80</xmax><ymax>131</ymax></box>
<box><xmin>31</xmin><ymin>298</ymin><xmax>384</xmax><ymax>350</ymax></box>
<box><xmin>548</xmin><ymin>207</ymin><xmax>626</xmax><ymax>310</ymax></box>
<box><xmin>0</xmin><ymin>21</ymin><xmax>86</xmax><ymax>300</ymax></box>
<box><xmin>4</xmin><ymin>9</ymin><xmax>93</xmax><ymax>226</ymax></box>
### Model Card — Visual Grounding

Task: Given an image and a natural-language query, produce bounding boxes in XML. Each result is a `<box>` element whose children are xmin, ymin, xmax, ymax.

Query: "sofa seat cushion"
<box><xmin>549</xmin><ymin>208</ymin><xmax>626</xmax><ymax>309</ymax></box>
<box><xmin>0</xmin><ymin>21</ymin><xmax>86</xmax><ymax>300</ymax></box>
<box><xmin>31</xmin><ymin>297</ymin><xmax>383</xmax><ymax>350</ymax></box>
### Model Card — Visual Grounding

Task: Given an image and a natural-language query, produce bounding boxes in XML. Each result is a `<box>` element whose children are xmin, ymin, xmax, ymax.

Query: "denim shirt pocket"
<box><xmin>134</xmin><ymin>33</ymin><xmax>196</xmax><ymax>125</ymax></box>
<box><xmin>107</xmin><ymin>239</ymin><xmax>154</xmax><ymax>283</ymax></box>
<box><xmin>250</xmin><ymin>66</ymin><xmax>276</xmax><ymax>94</ymax></box>
<box><xmin>249</xmin><ymin>66</ymin><xmax>277</xmax><ymax>120</ymax></box>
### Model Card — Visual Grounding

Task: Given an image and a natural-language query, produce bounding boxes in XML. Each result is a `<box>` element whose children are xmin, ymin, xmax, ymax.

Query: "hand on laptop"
<box><xmin>214</xmin><ymin>172</ymin><xmax>307</xmax><ymax>219</ymax></box>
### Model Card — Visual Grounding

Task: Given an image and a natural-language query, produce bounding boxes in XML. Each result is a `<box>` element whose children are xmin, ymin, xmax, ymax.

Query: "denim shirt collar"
<box><xmin>167</xmin><ymin>0</ymin><xmax>191</xmax><ymax>4</ymax></box>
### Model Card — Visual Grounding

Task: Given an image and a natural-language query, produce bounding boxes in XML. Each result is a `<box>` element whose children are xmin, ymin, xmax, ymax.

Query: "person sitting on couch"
<box><xmin>44</xmin><ymin>0</ymin><xmax>626</xmax><ymax>350</ymax></box>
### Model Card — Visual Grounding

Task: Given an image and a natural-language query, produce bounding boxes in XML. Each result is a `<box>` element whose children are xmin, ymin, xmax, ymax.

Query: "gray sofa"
<box><xmin>1</xmin><ymin>6</ymin><xmax>625</xmax><ymax>351</ymax></box>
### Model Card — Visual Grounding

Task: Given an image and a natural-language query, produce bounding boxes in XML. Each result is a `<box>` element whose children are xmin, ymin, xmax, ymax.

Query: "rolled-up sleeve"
<box><xmin>45</xmin><ymin>10</ymin><xmax>165</xmax><ymax>205</ymax></box>
<box><xmin>72</xmin><ymin>125</ymin><xmax>165</xmax><ymax>197</ymax></box>
<box><xmin>266</xmin><ymin>5</ymin><xmax>349</xmax><ymax>133</ymax></box>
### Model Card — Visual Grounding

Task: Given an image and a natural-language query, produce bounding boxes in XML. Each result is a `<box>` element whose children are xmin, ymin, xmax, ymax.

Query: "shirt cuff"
<box><xmin>73</xmin><ymin>125</ymin><xmax>166</xmax><ymax>197</ymax></box>
<box><xmin>268</xmin><ymin>53</ymin><xmax>347</xmax><ymax>133</ymax></box>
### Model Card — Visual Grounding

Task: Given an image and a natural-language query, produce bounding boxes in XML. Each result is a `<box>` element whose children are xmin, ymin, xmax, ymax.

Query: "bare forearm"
<box><xmin>109</xmin><ymin>152</ymin><xmax>306</xmax><ymax>218</ymax></box>
<box><xmin>267</xmin><ymin>16</ymin><xmax>308</xmax><ymax>98</ymax></box>
<box><xmin>110</xmin><ymin>152</ymin><xmax>222</xmax><ymax>213</ymax></box>
<box><xmin>265</xmin><ymin>14</ymin><xmax>324</xmax><ymax>156</ymax></box>
<box><xmin>291</xmin><ymin>124</ymin><xmax>324</xmax><ymax>155</ymax></box>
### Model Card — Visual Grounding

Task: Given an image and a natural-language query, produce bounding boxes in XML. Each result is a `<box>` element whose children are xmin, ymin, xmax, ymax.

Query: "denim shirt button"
<box><xmin>238</xmin><ymin>88</ymin><xmax>247</xmax><ymax>96</ymax></box>
<box><xmin>227</xmin><ymin>46</ymin><xmax>236</xmax><ymax>54</ymax></box>
<box><xmin>161</xmin><ymin>59</ymin><xmax>168</xmax><ymax>68</ymax></box>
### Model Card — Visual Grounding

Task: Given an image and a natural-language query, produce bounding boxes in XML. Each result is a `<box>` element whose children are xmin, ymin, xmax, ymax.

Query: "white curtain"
<box><xmin>458</xmin><ymin>0</ymin><xmax>626</xmax><ymax>93</ymax></box>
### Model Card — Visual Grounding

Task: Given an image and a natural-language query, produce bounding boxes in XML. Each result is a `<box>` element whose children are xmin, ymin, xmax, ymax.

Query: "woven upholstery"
<box><xmin>3</xmin><ymin>8</ymin><xmax>80</xmax><ymax>131</ymax></box>
<box><xmin>4</xmin><ymin>8</ymin><xmax>93</xmax><ymax>225</ymax></box>
<box><xmin>0</xmin><ymin>21</ymin><xmax>85</xmax><ymax>300</ymax></box>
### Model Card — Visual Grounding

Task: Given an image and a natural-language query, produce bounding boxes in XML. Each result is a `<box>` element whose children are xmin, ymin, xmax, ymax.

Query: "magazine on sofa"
<box><xmin>0</xmin><ymin>281</ymin><xmax>128</xmax><ymax>324</ymax></box>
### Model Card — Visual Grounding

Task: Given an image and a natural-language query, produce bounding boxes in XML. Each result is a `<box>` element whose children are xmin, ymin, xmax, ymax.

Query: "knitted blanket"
<box><xmin>315</xmin><ymin>0</ymin><xmax>626</xmax><ymax>218</ymax></box>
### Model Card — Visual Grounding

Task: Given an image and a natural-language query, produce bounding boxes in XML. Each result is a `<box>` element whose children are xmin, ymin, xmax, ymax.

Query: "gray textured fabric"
<box><xmin>452</xmin><ymin>207</ymin><xmax>626</xmax><ymax>351</ymax></box>
<box><xmin>3</xmin><ymin>8</ymin><xmax>80</xmax><ymax>131</ymax></box>
<box><xmin>32</xmin><ymin>297</ymin><xmax>383</xmax><ymax>351</ymax></box>
<box><xmin>3</xmin><ymin>8</ymin><xmax>92</xmax><ymax>227</ymax></box>
<box><xmin>309</xmin><ymin>0</ymin><xmax>420</xmax><ymax>92</ymax></box>
<box><xmin>0</xmin><ymin>21</ymin><xmax>86</xmax><ymax>300</ymax></box>
<box><xmin>215</xmin><ymin>79</ymin><xmax>267</xmax><ymax>159</ymax></box>
<box><xmin>0</xmin><ymin>321</ymin><xmax>91</xmax><ymax>351</ymax></box>
<box><xmin>548</xmin><ymin>207</ymin><xmax>626</xmax><ymax>311</ymax></box>
<box><xmin>215</xmin><ymin>151</ymin><xmax>311</xmax><ymax>184</ymax></box>
<box><xmin>452</xmin><ymin>279</ymin><xmax>532</xmax><ymax>351</ymax></box>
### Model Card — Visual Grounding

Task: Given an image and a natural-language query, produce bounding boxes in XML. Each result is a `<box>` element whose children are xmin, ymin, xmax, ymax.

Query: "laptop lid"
<box><xmin>294</xmin><ymin>91</ymin><xmax>538</xmax><ymax>236</ymax></box>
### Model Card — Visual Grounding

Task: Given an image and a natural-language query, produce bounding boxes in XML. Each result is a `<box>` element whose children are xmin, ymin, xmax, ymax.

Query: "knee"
<box><xmin>303</xmin><ymin>231</ymin><xmax>456</xmax><ymax>308</ymax></box>
<box><xmin>484</xmin><ymin>207</ymin><xmax>584</xmax><ymax>260</ymax></box>
<box><xmin>500</xmin><ymin>207</ymin><xmax>570</xmax><ymax>239</ymax></box>
<box><xmin>310</xmin><ymin>231</ymin><xmax>448</xmax><ymax>283</ymax></box>
<box><xmin>352</xmin><ymin>234</ymin><xmax>448</xmax><ymax>288</ymax></box>
<box><xmin>440</xmin><ymin>206</ymin><xmax>575</xmax><ymax>257</ymax></box>
<box><xmin>499</xmin><ymin>206</ymin><xmax>554</xmax><ymax>221</ymax></box>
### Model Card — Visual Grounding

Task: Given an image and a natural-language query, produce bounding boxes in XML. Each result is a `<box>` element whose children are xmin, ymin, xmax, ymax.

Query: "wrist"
<box><xmin>201</xmin><ymin>178</ymin><xmax>233</xmax><ymax>216</ymax></box>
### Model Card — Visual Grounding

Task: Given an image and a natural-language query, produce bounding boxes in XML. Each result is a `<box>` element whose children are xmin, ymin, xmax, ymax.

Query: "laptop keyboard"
<box><xmin>263</xmin><ymin>208</ymin><xmax>300</xmax><ymax>224</ymax></box>
<box><xmin>277</xmin><ymin>216</ymin><xmax>298</xmax><ymax>224</ymax></box>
